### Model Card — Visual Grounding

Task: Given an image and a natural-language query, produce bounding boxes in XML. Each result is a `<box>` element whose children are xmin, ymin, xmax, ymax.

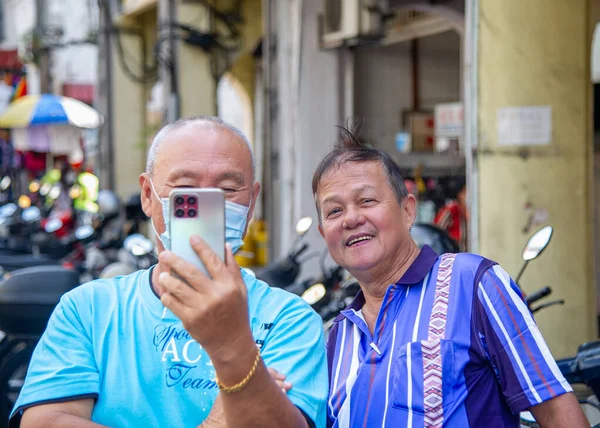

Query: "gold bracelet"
<box><xmin>215</xmin><ymin>347</ymin><xmax>261</xmax><ymax>394</ymax></box>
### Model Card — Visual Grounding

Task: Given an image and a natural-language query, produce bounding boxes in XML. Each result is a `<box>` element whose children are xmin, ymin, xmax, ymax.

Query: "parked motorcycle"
<box><xmin>254</xmin><ymin>217</ymin><xmax>314</xmax><ymax>289</ymax></box>
<box><xmin>410</xmin><ymin>223</ymin><xmax>459</xmax><ymax>254</ymax></box>
<box><xmin>0</xmin><ymin>265</ymin><xmax>81</xmax><ymax>425</ymax></box>
<box><xmin>299</xmin><ymin>248</ymin><xmax>346</xmax><ymax>313</ymax></box>
<box><xmin>98</xmin><ymin>234</ymin><xmax>157</xmax><ymax>279</ymax></box>
<box><xmin>0</xmin><ymin>190</ymin><xmax>136</xmax><ymax>278</ymax></box>
<box><xmin>515</xmin><ymin>227</ymin><xmax>600</xmax><ymax>426</ymax></box>
<box><xmin>0</xmin><ymin>195</ymin><xmax>156</xmax><ymax>424</ymax></box>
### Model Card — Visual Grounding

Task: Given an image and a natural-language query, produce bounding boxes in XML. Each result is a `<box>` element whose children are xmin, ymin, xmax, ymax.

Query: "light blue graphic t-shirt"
<box><xmin>10</xmin><ymin>268</ymin><xmax>328</xmax><ymax>427</ymax></box>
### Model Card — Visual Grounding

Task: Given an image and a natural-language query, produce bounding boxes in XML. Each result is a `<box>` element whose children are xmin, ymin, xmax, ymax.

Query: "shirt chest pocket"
<box><xmin>391</xmin><ymin>339</ymin><xmax>458</xmax><ymax>415</ymax></box>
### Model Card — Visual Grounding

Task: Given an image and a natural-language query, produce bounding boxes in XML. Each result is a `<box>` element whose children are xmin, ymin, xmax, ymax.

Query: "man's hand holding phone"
<box><xmin>158</xmin><ymin>237</ymin><xmax>255</xmax><ymax>367</ymax></box>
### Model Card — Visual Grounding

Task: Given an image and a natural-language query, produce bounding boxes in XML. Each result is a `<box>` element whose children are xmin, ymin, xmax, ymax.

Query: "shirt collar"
<box><xmin>335</xmin><ymin>245</ymin><xmax>439</xmax><ymax>322</ymax></box>
<box><xmin>396</xmin><ymin>245</ymin><xmax>439</xmax><ymax>285</ymax></box>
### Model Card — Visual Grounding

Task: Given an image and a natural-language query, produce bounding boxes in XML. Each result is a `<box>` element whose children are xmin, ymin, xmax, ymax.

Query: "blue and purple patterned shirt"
<box><xmin>326</xmin><ymin>246</ymin><xmax>571</xmax><ymax>427</ymax></box>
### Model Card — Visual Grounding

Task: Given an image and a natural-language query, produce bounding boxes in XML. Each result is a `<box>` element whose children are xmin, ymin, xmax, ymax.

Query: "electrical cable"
<box><xmin>100</xmin><ymin>0</ymin><xmax>158</xmax><ymax>84</ymax></box>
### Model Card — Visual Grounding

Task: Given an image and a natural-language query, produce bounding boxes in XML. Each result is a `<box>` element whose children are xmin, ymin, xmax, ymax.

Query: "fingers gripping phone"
<box><xmin>169</xmin><ymin>188</ymin><xmax>225</xmax><ymax>278</ymax></box>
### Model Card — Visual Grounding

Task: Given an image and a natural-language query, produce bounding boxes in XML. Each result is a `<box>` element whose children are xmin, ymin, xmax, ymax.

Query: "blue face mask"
<box><xmin>149</xmin><ymin>180</ymin><xmax>249</xmax><ymax>254</ymax></box>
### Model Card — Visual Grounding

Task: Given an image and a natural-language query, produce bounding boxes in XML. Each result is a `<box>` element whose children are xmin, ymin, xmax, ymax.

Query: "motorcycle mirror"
<box><xmin>48</xmin><ymin>185</ymin><xmax>61</xmax><ymax>200</ymax></box>
<box><xmin>18</xmin><ymin>195</ymin><xmax>31</xmax><ymax>209</ymax></box>
<box><xmin>124</xmin><ymin>234</ymin><xmax>154</xmax><ymax>256</ymax></box>
<box><xmin>522</xmin><ymin>226</ymin><xmax>553</xmax><ymax>261</ymax></box>
<box><xmin>0</xmin><ymin>176</ymin><xmax>11</xmax><ymax>191</ymax></box>
<box><xmin>0</xmin><ymin>203</ymin><xmax>17</xmax><ymax>218</ymax></box>
<box><xmin>22</xmin><ymin>206</ymin><xmax>41</xmax><ymax>223</ymax></box>
<box><xmin>301</xmin><ymin>283</ymin><xmax>326</xmax><ymax>306</ymax></box>
<box><xmin>44</xmin><ymin>218</ymin><xmax>64</xmax><ymax>233</ymax></box>
<box><xmin>295</xmin><ymin>217</ymin><xmax>313</xmax><ymax>237</ymax></box>
<box><xmin>75</xmin><ymin>224</ymin><xmax>95</xmax><ymax>241</ymax></box>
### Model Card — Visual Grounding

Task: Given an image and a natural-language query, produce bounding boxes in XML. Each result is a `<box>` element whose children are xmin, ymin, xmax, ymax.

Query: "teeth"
<box><xmin>348</xmin><ymin>236</ymin><xmax>372</xmax><ymax>246</ymax></box>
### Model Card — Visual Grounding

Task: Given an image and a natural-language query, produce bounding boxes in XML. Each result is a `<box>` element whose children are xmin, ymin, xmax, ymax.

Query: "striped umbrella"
<box><xmin>0</xmin><ymin>94</ymin><xmax>102</xmax><ymax>129</ymax></box>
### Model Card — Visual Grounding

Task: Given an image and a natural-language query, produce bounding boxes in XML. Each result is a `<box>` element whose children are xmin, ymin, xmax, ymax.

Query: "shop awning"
<box><xmin>0</xmin><ymin>49</ymin><xmax>23</xmax><ymax>71</ymax></box>
<box><xmin>62</xmin><ymin>83</ymin><xmax>95</xmax><ymax>104</ymax></box>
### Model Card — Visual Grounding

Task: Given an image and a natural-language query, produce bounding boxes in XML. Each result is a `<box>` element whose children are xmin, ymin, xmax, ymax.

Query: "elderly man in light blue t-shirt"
<box><xmin>10</xmin><ymin>116</ymin><xmax>328</xmax><ymax>428</ymax></box>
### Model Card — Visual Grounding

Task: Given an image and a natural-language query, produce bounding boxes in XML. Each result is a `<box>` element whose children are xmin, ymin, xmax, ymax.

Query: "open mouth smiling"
<box><xmin>346</xmin><ymin>234</ymin><xmax>374</xmax><ymax>247</ymax></box>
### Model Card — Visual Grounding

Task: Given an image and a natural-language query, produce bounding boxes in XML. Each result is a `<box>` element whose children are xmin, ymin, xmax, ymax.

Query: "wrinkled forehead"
<box><xmin>317</xmin><ymin>160</ymin><xmax>386</xmax><ymax>196</ymax></box>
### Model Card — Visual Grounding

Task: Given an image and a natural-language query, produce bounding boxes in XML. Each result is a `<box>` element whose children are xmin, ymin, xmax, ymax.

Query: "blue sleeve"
<box><xmin>474</xmin><ymin>264</ymin><xmax>572</xmax><ymax>413</ymax></box>
<box><xmin>259</xmin><ymin>296</ymin><xmax>329</xmax><ymax>428</ymax></box>
<box><xmin>10</xmin><ymin>291</ymin><xmax>99</xmax><ymax>421</ymax></box>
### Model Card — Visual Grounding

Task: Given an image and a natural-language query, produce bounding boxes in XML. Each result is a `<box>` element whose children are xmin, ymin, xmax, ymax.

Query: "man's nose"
<box><xmin>343</xmin><ymin>207</ymin><xmax>365</xmax><ymax>229</ymax></box>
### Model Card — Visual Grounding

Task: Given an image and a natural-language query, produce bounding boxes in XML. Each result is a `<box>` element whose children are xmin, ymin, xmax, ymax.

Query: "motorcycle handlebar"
<box><xmin>293</xmin><ymin>243</ymin><xmax>309</xmax><ymax>260</ymax></box>
<box><xmin>530</xmin><ymin>299</ymin><xmax>565</xmax><ymax>314</ymax></box>
<box><xmin>525</xmin><ymin>286</ymin><xmax>552</xmax><ymax>306</ymax></box>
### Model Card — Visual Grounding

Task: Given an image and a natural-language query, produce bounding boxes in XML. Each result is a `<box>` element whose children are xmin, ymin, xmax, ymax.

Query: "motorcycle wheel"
<box><xmin>0</xmin><ymin>342</ymin><xmax>35</xmax><ymax>427</ymax></box>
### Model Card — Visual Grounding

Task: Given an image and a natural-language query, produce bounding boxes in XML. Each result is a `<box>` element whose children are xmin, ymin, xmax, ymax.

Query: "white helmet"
<box><xmin>97</xmin><ymin>190</ymin><xmax>121</xmax><ymax>219</ymax></box>
<box><xmin>99</xmin><ymin>262</ymin><xmax>136</xmax><ymax>279</ymax></box>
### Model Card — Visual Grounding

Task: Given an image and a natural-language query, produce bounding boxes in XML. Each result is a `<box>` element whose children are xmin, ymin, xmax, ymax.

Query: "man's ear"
<box><xmin>139</xmin><ymin>173</ymin><xmax>153</xmax><ymax>218</ymax></box>
<box><xmin>243</xmin><ymin>182</ymin><xmax>261</xmax><ymax>237</ymax></box>
<box><xmin>318</xmin><ymin>224</ymin><xmax>325</xmax><ymax>239</ymax></box>
<box><xmin>403</xmin><ymin>194</ymin><xmax>417</xmax><ymax>227</ymax></box>
<box><xmin>248</xmin><ymin>182</ymin><xmax>261</xmax><ymax>219</ymax></box>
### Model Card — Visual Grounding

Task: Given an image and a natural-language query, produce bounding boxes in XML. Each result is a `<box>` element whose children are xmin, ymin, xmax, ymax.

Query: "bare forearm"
<box><xmin>530</xmin><ymin>392</ymin><xmax>588</xmax><ymax>428</ymax></box>
<box><xmin>197</xmin><ymin>396</ymin><xmax>226</xmax><ymax>428</ymax></box>
<box><xmin>221</xmin><ymin>363</ymin><xmax>307</xmax><ymax>428</ymax></box>
<box><xmin>22</xmin><ymin>412</ymin><xmax>107</xmax><ymax>428</ymax></box>
<box><xmin>212</xmin><ymin>342</ymin><xmax>308</xmax><ymax>428</ymax></box>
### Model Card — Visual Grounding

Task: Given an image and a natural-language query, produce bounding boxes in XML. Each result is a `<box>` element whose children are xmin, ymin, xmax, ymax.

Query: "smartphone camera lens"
<box><xmin>188</xmin><ymin>209</ymin><xmax>197</xmax><ymax>217</ymax></box>
<box><xmin>175</xmin><ymin>208</ymin><xmax>185</xmax><ymax>218</ymax></box>
<box><xmin>187</xmin><ymin>196</ymin><xmax>197</xmax><ymax>205</ymax></box>
<box><xmin>175</xmin><ymin>196</ymin><xmax>185</xmax><ymax>205</ymax></box>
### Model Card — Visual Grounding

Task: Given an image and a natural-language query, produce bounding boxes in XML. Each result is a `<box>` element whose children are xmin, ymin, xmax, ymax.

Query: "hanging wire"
<box><xmin>99</xmin><ymin>0</ymin><xmax>158</xmax><ymax>84</ymax></box>
<box><xmin>99</xmin><ymin>0</ymin><xmax>243</xmax><ymax>85</ymax></box>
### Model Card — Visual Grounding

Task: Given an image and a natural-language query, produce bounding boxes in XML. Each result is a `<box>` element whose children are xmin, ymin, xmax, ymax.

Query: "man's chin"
<box><xmin>344</xmin><ymin>259</ymin><xmax>378</xmax><ymax>275</ymax></box>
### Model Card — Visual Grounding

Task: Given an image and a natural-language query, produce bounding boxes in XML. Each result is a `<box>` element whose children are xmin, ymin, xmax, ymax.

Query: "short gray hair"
<box><xmin>146</xmin><ymin>115</ymin><xmax>255</xmax><ymax>179</ymax></box>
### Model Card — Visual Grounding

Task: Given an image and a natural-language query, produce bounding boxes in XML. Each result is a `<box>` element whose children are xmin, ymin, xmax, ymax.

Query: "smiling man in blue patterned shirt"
<box><xmin>311</xmin><ymin>127</ymin><xmax>587</xmax><ymax>428</ymax></box>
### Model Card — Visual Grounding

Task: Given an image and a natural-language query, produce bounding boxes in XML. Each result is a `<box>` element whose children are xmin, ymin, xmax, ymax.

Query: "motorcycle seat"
<box><xmin>0</xmin><ymin>265</ymin><xmax>80</xmax><ymax>335</ymax></box>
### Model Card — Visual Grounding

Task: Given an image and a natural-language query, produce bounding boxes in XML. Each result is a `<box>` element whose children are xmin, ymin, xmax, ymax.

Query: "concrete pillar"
<box><xmin>475</xmin><ymin>0</ymin><xmax>595</xmax><ymax>357</ymax></box>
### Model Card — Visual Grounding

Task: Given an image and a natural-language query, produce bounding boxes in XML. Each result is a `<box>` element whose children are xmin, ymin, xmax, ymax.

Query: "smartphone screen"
<box><xmin>169</xmin><ymin>188</ymin><xmax>225</xmax><ymax>278</ymax></box>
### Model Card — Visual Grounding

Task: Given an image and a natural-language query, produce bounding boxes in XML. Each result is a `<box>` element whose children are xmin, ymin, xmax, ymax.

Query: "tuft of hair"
<box><xmin>146</xmin><ymin>115</ymin><xmax>255</xmax><ymax>179</ymax></box>
<box><xmin>311</xmin><ymin>119</ymin><xmax>409</xmax><ymax>221</ymax></box>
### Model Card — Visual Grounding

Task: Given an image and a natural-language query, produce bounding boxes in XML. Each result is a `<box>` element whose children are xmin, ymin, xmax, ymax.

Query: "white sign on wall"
<box><xmin>497</xmin><ymin>106</ymin><xmax>552</xmax><ymax>146</ymax></box>
<box><xmin>435</xmin><ymin>102</ymin><xmax>464</xmax><ymax>138</ymax></box>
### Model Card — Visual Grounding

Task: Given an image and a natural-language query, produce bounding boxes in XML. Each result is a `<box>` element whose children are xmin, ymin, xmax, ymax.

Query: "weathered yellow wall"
<box><xmin>477</xmin><ymin>0</ymin><xmax>595</xmax><ymax>357</ymax></box>
<box><xmin>111</xmin><ymin>16</ymin><xmax>151</xmax><ymax>199</ymax></box>
<box><xmin>176</xmin><ymin>3</ymin><xmax>216</xmax><ymax>116</ymax></box>
<box><xmin>229</xmin><ymin>0</ymin><xmax>262</xmax><ymax>106</ymax></box>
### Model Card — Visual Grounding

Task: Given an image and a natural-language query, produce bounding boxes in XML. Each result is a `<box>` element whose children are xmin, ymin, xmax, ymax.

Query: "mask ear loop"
<box><xmin>148</xmin><ymin>179</ymin><xmax>168</xmax><ymax>246</ymax></box>
<box><xmin>149</xmin><ymin>179</ymin><xmax>170</xmax><ymax>320</ymax></box>
<box><xmin>150</xmin><ymin>216</ymin><xmax>164</xmax><ymax>245</ymax></box>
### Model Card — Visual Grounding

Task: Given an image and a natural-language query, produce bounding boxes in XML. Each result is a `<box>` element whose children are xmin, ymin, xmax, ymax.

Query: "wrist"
<box><xmin>211</xmin><ymin>333</ymin><xmax>259</xmax><ymax>387</ymax></box>
<box><xmin>207</xmin><ymin>328</ymin><xmax>255</xmax><ymax>366</ymax></box>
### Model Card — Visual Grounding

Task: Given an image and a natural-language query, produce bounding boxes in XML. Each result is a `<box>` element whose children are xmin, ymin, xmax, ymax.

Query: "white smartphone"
<box><xmin>169</xmin><ymin>188</ymin><xmax>225</xmax><ymax>278</ymax></box>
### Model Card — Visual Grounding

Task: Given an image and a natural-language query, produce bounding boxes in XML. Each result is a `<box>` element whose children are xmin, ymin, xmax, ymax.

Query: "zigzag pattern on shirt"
<box><xmin>423</xmin><ymin>253</ymin><xmax>456</xmax><ymax>428</ymax></box>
